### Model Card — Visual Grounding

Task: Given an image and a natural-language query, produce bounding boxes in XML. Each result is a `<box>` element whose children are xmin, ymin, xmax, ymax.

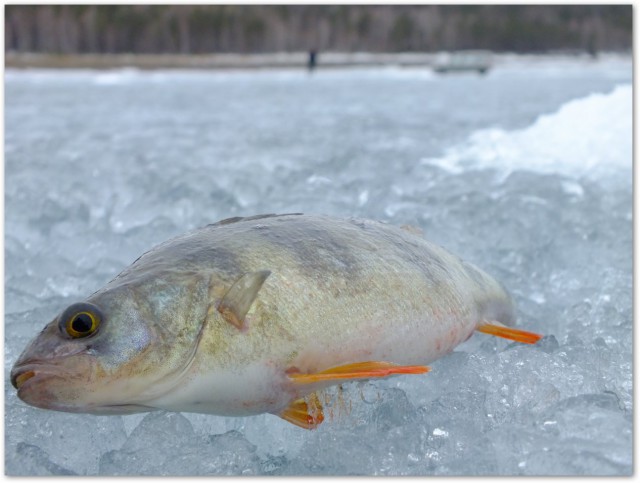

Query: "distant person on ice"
<box><xmin>308</xmin><ymin>50</ymin><xmax>317</xmax><ymax>72</ymax></box>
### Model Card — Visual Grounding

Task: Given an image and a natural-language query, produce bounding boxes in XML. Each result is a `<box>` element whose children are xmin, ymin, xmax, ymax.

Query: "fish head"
<box><xmin>11</xmin><ymin>277</ymin><xmax>208</xmax><ymax>415</ymax></box>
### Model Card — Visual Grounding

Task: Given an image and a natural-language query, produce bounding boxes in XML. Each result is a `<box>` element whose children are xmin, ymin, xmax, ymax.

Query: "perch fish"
<box><xmin>11</xmin><ymin>214</ymin><xmax>541</xmax><ymax>429</ymax></box>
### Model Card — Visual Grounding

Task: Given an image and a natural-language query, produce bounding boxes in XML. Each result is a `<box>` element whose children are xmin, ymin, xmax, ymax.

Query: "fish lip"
<box><xmin>11</xmin><ymin>362</ymin><xmax>150</xmax><ymax>414</ymax></box>
<box><xmin>12</xmin><ymin>370</ymin><xmax>35</xmax><ymax>389</ymax></box>
<box><xmin>10</xmin><ymin>362</ymin><xmax>69</xmax><ymax>390</ymax></box>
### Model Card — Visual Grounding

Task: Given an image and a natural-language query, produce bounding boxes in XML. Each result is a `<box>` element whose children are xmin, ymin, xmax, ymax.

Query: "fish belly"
<box><xmin>144</xmin><ymin>361</ymin><xmax>294</xmax><ymax>416</ymax></box>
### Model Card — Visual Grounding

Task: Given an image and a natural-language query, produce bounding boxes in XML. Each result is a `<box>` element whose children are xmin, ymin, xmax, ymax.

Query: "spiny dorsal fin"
<box><xmin>213</xmin><ymin>216</ymin><xmax>245</xmax><ymax>226</ymax></box>
<box><xmin>217</xmin><ymin>270</ymin><xmax>271</xmax><ymax>330</ymax></box>
<box><xmin>400</xmin><ymin>224</ymin><xmax>424</xmax><ymax>236</ymax></box>
<box><xmin>210</xmin><ymin>213</ymin><xmax>303</xmax><ymax>227</ymax></box>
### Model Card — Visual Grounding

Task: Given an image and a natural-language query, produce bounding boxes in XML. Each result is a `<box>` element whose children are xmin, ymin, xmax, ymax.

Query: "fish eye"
<box><xmin>58</xmin><ymin>303</ymin><xmax>103</xmax><ymax>339</ymax></box>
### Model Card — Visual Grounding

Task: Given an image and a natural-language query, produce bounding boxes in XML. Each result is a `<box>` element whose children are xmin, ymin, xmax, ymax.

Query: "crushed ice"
<box><xmin>5</xmin><ymin>56</ymin><xmax>631</xmax><ymax>475</ymax></box>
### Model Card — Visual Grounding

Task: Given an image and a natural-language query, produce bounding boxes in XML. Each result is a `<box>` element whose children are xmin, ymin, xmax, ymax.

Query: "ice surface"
<box><xmin>421</xmin><ymin>84</ymin><xmax>632</xmax><ymax>182</ymax></box>
<box><xmin>5</xmin><ymin>55</ymin><xmax>632</xmax><ymax>475</ymax></box>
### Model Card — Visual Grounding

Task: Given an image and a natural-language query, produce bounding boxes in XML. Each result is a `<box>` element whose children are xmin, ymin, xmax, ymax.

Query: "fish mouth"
<box><xmin>11</xmin><ymin>355</ymin><xmax>154</xmax><ymax>415</ymax></box>
<box><xmin>12</xmin><ymin>370</ymin><xmax>35</xmax><ymax>389</ymax></box>
<box><xmin>11</xmin><ymin>362</ymin><xmax>87</xmax><ymax>413</ymax></box>
<box><xmin>10</xmin><ymin>363</ymin><xmax>66</xmax><ymax>391</ymax></box>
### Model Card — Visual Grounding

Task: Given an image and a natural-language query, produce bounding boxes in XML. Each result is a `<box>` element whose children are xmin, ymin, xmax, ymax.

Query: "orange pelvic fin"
<box><xmin>477</xmin><ymin>322</ymin><xmax>542</xmax><ymax>345</ymax></box>
<box><xmin>279</xmin><ymin>393</ymin><xmax>324</xmax><ymax>430</ymax></box>
<box><xmin>288</xmin><ymin>361</ymin><xmax>430</xmax><ymax>385</ymax></box>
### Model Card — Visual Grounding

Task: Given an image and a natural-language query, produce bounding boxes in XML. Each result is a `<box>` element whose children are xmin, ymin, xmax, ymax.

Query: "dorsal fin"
<box><xmin>213</xmin><ymin>216</ymin><xmax>245</xmax><ymax>226</ymax></box>
<box><xmin>217</xmin><ymin>270</ymin><xmax>271</xmax><ymax>330</ymax></box>
<box><xmin>210</xmin><ymin>213</ymin><xmax>304</xmax><ymax>227</ymax></box>
<box><xmin>400</xmin><ymin>224</ymin><xmax>424</xmax><ymax>236</ymax></box>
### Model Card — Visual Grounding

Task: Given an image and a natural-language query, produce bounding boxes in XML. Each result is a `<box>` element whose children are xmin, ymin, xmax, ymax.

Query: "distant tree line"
<box><xmin>5</xmin><ymin>5</ymin><xmax>632</xmax><ymax>55</ymax></box>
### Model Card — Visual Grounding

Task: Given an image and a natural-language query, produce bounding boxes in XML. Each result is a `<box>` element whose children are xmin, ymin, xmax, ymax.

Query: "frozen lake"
<box><xmin>5</xmin><ymin>55</ymin><xmax>632</xmax><ymax>475</ymax></box>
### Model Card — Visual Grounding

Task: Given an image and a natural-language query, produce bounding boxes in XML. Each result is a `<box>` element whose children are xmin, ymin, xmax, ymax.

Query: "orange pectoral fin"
<box><xmin>477</xmin><ymin>322</ymin><xmax>542</xmax><ymax>345</ymax></box>
<box><xmin>279</xmin><ymin>394</ymin><xmax>324</xmax><ymax>430</ymax></box>
<box><xmin>288</xmin><ymin>361</ymin><xmax>430</xmax><ymax>385</ymax></box>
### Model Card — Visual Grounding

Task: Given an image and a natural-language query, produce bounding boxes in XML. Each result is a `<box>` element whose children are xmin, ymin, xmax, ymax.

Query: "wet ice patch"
<box><xmin>422</xmin><ymin>84</ymin><xmax>631</xmax><ymax>181</ymax></box>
